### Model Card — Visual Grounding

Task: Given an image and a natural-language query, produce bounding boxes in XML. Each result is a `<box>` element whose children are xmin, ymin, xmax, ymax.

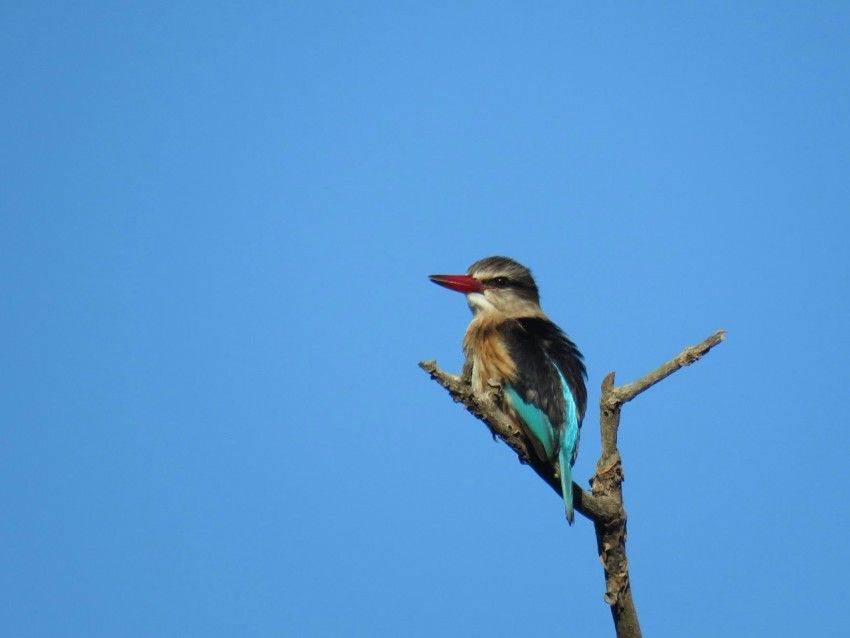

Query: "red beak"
<box><xmin>429</xmin><ymin>274</ymin><xmax>482</xmax><ymax>294</ymax></box>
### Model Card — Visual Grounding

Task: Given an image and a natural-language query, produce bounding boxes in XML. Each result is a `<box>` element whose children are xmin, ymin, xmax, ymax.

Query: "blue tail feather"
<box><xmin>554</xmin><ymin>364</ymin><xmax>580</xmax><ymax>524</ymax></box>
<box><xmin>558</xmin><ymin>444</ymin><xmax>574</xmax><ymax>525</ymax></box>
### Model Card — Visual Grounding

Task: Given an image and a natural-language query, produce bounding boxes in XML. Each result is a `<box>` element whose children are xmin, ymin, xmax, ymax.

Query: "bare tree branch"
<box><xmin>592</xmin><ymin>329</ymin><xmax>724</xmax><ymax>637</ymax></box>
<box><xmin>420</xmin><ymin>329</ymin><xmax>725</xmax><ymax>638</ymax></box>
<box><xmin>608</xmin><ymin>330</ymin><xmax>727</xmax><ymax>406</ymax></box>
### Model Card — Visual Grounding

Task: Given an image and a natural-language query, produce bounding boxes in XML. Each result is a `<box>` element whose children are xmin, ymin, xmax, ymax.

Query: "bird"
<box><xmin>429</xmin><ymin>256</ymin><xmax>587</xmax><ymax>524</ymax></box>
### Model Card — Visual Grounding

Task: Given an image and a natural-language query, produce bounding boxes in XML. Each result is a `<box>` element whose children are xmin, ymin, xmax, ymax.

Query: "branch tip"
<box><xmin>418</xmin><ymin>360</ymin><xmax>436</xmax><ymax>372</ymax></box>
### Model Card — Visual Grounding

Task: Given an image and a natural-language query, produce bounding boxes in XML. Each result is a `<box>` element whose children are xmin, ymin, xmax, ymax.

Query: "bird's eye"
<box><xmin>491</xmin><ymin>276</ymin><xmax>509</xmax><ymax>288</ymax></box>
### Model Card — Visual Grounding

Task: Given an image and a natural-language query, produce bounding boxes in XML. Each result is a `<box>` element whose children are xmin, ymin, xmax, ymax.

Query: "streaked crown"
<box><xmin>468</xmin><ymin>256</ymin><xmax>540</xmax><ymax>303</ymax></box>
<box><xmin>467</xmin><ymin>256</ymin><xmax>542</xmax><ymax>315</ymax></box>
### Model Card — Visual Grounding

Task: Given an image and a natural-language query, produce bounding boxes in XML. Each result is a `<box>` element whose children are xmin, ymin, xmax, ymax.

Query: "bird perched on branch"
<box><xmin>430</xmin><ymin>256</ymin><xmax>587</xmax><ymax>524</ymax></box>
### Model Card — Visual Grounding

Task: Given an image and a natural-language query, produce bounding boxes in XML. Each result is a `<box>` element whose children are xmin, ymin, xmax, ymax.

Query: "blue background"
<box><xmin>3</xmin><ymin>2</ymin><xmax>848</xmax><ymax>636</ymax></box>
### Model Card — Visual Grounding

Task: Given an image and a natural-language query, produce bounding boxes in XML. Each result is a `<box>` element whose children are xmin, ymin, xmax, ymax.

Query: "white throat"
<box><xmin>466</xmin><ymin>292</ymin><xmax>497</xmax><ymax>315</ymax></box>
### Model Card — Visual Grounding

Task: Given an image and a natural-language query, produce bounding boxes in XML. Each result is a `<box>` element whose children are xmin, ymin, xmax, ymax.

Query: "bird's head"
<box><xmin>429</xmin><ymin>256</ymin><xmax>542</xmax><ymax>317</ymax></box>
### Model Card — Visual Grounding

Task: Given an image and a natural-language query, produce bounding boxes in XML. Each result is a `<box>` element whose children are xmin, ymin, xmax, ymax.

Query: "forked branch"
<box><xmin>420</xmin><ymin>329</ymin><xmax>725</xmax><ymax>638</ymax></box>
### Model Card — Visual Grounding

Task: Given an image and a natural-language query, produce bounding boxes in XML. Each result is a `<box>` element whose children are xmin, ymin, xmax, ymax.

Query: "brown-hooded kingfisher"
<box><xmin>430</xmin><ymin>256</ymin><xmax>587</xmax><ymax>524</ymax></box>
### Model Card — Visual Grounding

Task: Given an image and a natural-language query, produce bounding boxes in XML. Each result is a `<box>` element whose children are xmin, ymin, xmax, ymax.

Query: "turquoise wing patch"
<box><xmin>504</xmin><ymin>384</ymin><xmax>557</xmax><ymax>460</ymax></box>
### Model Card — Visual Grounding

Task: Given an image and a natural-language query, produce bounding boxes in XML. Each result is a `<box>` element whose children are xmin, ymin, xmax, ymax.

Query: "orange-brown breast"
<box><xmin>463</xmin><ymin>314</ymin><xmax>517</xmax><ymax>395</ymax></box>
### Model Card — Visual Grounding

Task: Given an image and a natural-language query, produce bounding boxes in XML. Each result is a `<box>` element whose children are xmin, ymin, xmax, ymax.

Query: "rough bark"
<box><xmin>420</xmin><ymin>329</ymin><xmax>725</xmax><ymax>638</ymax></box>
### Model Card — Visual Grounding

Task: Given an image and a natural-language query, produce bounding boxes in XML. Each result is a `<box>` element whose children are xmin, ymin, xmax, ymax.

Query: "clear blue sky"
<box><xmin>2</xmin><ymin>2</ymin><xmax>849</xmax><ymax>636</ymax></box>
